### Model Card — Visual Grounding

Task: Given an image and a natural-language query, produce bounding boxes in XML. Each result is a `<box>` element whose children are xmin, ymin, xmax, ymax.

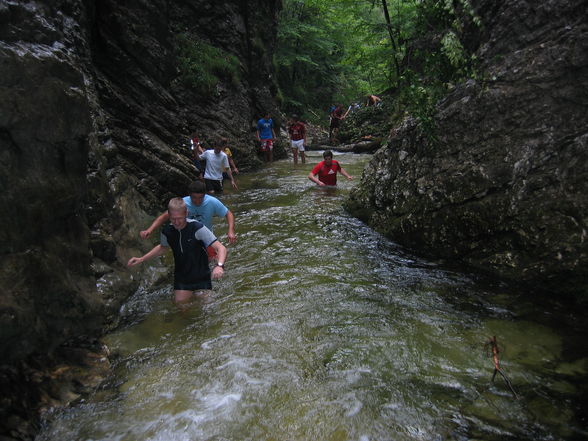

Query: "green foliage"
<box><xmin>275</xmin><ymin>0</ymin><xmax>480</xmax><ymax>140</ymax></box>
<box><xmin>441</xmin><ymin>31</ymin><xmax>467</xmax><ymax>69</ymax></box>
<box><xmin>275</xmin><ymin>1</ymin><xmax>345</xmax><ymax>115</ymax></box>
<box><xmin>176</xmin><ymin>34</ymin><xmax>241</xmax><ymax>97</ymax></box>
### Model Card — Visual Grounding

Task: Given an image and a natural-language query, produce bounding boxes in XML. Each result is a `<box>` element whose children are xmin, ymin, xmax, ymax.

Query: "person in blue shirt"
<box><xmin>128</xmin><ymin>198</ymin><xmax>227</xmax><ymax>304</ymax></box>
<box><xmin>140</xmin><ymin>181</ymin><xmax>237</xmax><ymax>259</ymax></box>
<box><xmin>256</xmin><ymin>112</ymin><xmax>276</xmax><ymax>162</ymax></box>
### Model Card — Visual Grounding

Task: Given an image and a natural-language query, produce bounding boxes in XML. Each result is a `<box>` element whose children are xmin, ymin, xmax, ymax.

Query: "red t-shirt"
<box><xmin>311</xmin><ymin>160</ymin><xmax>341</xmax><ymax>186</ymax></box>
<box><xmin>288</xmin><ymin>122</ymin><xmax>306</xmax><ymax>141</ymax></box>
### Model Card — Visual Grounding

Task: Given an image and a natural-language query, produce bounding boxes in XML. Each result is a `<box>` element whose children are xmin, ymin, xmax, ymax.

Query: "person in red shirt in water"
<box><xmin>308</xmin><ymin>150</ymin><xmax>353</xmax><ymax>186</ymax></box>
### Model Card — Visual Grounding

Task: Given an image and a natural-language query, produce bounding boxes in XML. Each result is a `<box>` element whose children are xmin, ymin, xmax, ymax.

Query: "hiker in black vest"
<box><xmin>128</xmin><ymin>197</ymin><xmax>227</xmax><ymax>304</ymax></box>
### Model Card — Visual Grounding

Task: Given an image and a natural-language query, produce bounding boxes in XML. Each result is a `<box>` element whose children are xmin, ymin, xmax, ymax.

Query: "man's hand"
<box><xmin>211</xmin><ymin>266</ymin><xmax>224</xmax><ymax>280</ymax></box>
<box><xmin>127</xmin><ymin>257</ymin><xmax>143</xmax><ymax>267</ymax></box>
<box><xmin>231</xmin><ymin>180</ymin><xmax>238</xmax><ymax>189</ymax></box>
<box><xmin>140</xmin><ymin>230</ymin><xmax>152</xmax><ymax>239</ymax></box>
<box><xmin>227</xmin><ymin>232</ymin><xmax>237</xmax><ymax>244</ymax></box>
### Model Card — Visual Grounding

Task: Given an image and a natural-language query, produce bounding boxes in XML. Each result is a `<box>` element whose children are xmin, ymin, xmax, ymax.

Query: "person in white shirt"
<box><xmin>199</xmin><ymin>142</ymin><xmax>238</xmax><ymax>194</ymax></box>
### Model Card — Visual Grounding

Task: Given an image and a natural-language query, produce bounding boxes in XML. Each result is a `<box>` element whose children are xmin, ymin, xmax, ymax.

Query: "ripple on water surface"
<box><xmin>37</xmin><ymin>154</ymin><xmax>588</xmax><ymax>441</ymax></box>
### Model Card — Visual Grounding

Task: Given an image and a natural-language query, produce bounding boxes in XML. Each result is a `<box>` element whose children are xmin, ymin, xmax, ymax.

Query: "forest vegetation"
<box><xmin>274</xmin><ymin>0</ymin><xmax>479</xmax><ymax>128</ymax></box>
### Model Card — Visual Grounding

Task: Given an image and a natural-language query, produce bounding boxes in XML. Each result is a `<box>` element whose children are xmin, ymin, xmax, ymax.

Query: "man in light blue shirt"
<box><xmin>140</xmin><ymin>181</ymin><xmax>237</xmax><ymax>247</ymax></box>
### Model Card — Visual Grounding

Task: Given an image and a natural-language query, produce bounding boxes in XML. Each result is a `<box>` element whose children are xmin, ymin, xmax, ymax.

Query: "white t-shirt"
<box><xmin>200</xmin><ymin>149</ymin><xmax>229</xmax><ymax>181</ymax></box>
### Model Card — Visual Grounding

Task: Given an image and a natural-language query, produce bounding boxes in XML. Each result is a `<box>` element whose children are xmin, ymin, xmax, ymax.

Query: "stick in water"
<box><xmin>487</xmin><ymin>335</ymin><xmax>518</xmax><ymax>399</ymax></box>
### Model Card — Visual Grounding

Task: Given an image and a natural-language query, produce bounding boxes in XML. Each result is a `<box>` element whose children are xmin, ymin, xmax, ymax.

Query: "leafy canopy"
<box><xmin>275</xmin><ymin>0</ymin><xmax>478</xmax><ymax>126</ymax></box>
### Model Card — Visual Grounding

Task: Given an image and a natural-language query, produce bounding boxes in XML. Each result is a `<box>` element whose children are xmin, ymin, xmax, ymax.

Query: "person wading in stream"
<box><xmin>288</xmin><ymin>114</ymin><xmax>307</xmax><ymax>165</ymax></box>
<box><xmin>199</xmin><ymin>141</ymin><xmax>238</xmax><ymax>194</ymax></box>
<box><xmin>190</xmin><ymin>132</ymin><xmax>205</xmax><ymax>179</ymax></box>
<box><xmin>140</xmin><ymin>181</ymin><xmax>237</xmax><ymax>260</ymax></box>
<box><xmin>128</xmin><ymin>198</ymin><xmax>227</xmax><ymax>304</ymax></box>
<box><xmin>256</xmin><ymin>112</ymin><xmax>276</xmax><ymax>162</ymax></box>
<box><xmin>221</xmin><ymin>137</ymin><xmax>239</xmax><ymax>179</ymax></box>
<box><xmin>308</xmin><ymin>150</ymin><xmax>353</xmax><ymax>186</ymax></box>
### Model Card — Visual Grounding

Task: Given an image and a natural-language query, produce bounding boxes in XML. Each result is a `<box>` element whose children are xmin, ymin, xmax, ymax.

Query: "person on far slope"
<box><xmin>308</xmin><ymin>150</ymin><xmax>353</xmax><ymax>186</ymax></box>
<box><xmin>329</xmin><ymin>104</ymin><xmax>345</xmax><ymax>145</ymax></box>
<box><xmin>366</xmin><ymin>94</ymin><xmax>381</xmax><ymax>107</ymax></box>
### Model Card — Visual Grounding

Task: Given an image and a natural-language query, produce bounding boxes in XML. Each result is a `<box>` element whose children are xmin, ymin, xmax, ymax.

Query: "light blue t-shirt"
<box><xmin>257</xmin><ymin>118</ymin><xmax>274</xmax><ymax>140</ymax></box>
<box><xmin>182</xmin><ymin>194</ymin><xmax>229</xmax><ymax>232</ymax></box>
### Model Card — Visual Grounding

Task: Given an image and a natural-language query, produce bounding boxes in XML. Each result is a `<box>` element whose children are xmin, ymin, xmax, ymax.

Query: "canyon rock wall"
<box><xmin>0</xmin><ymin>0</ymin><xmax>281</xmax><ymax>365</ymax></box>
<box><xmin>345</xmin><ymin>0</ymin><xmax>588</xmax><ymax>296</ymax></box>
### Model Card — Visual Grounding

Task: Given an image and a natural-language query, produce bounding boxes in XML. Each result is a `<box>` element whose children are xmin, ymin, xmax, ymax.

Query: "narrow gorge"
<box><xmin>1</xmin><ymin>0</ymin><xmax>587</xmax><ymax>439</ymax></box>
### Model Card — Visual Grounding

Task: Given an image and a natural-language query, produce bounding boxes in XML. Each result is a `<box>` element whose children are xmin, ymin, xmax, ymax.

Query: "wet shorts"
<box><xmin>174</xmin><ymin>279</ymin><xmax>212</xmax><ymax>291</ymax></box>
<box><xmin>260</xmin><ymin>139</ymin><xmax>273</xmax><ymax>152</ymax></box>
<box><xmin>291</xmin><ymin>139</ymin><xmax>305</xmax><ymax>151</ymax></box>
<box><xmin>205</xmin><ymin>179</ymin><xmax>223</xmax><ymax>193</ymax></box>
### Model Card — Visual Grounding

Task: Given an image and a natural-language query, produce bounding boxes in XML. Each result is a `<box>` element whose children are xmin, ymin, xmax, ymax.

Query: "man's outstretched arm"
<box><xmin>127</xmin><ymin>244</ymin><xmax>168</xmax><ymax>267</ymax></box>
<box><xmin>340</xmin><ymin>167</ymin><xmax>353</xmax><ymax>180</ymax></box>
<box><xmin>140</xmin><ymin>212</ymin><xmax>169</xmax><ymax>239</ymax></box>
<box><xmin>225</xmin><ymin>210</ymin><xmax>237</xmax><ymax>243</ymax></box>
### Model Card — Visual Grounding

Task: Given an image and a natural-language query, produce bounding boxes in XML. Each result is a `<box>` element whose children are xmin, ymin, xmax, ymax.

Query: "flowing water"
<box><xmin>38</xmin><ymin>152</ymin><xmax>587</xmax><ymax>441</ymax></box>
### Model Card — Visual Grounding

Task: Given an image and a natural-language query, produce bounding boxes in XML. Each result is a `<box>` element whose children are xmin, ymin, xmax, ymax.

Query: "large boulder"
<box><xmin>345</xmin><ymin>0</ymin><xmax>588</xmax><ymax>297</ymax></box>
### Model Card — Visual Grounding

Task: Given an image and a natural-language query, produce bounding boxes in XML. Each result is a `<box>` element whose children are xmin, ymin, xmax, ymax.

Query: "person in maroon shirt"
<box><xmin>308</xmin><ymin>150</ymin><xmax>353</xmax><ymax>186</ymax></box>
<box><xmin>288</xmin><ymin>114</ymin><xmax>307</xmax><ymax>165</ymax></box>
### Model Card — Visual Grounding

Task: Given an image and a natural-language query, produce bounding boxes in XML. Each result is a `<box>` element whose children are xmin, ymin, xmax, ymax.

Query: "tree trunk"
<box><xmin>381</xmin><ymin>0</ymin><xmax>401</xmax><ymax>85</ymax></box>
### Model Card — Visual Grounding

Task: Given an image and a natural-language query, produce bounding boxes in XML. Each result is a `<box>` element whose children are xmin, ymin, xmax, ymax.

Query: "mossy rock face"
<box><xmin>345</xmin><ymin>0</ymin><xmax>588</xmax><ymax>298</ymax></box>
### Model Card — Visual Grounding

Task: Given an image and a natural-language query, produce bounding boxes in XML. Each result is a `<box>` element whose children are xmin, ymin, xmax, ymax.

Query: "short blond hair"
<box><xmin>167</xmin><ymin>197</ymin><xmax>187</xmax><ymax>213</ymax></box>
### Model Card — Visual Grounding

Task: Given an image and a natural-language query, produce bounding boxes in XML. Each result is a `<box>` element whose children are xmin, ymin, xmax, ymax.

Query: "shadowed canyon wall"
<box><xmin>0</xmin><ymin>0</ymin><xmax>281</xmax><ymax>366</ymax></box>
<box><xmin>345</xmin><ymin>0</ymin><xmax>588</xmax><ymax>296</ymax></box>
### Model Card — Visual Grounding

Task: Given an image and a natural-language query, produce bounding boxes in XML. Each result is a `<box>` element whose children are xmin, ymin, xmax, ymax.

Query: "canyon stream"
<box><xmin>37</xmin><ymin>152</ymin><xmax>587</xmax><ymax>441</ymax></box>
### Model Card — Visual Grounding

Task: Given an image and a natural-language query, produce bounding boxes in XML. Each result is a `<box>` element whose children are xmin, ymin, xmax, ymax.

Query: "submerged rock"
<box><xmin>345</xmin><ymin>0</ymin><xmax>588</xmax><ymax>297</ymax></box>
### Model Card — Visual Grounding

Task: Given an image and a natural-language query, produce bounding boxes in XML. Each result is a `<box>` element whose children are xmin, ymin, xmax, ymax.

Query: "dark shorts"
<box><xmin>330</xmin><ymin>118</ymin><xmax>340</xmax><ymax>129</ymax></box>
<box><xmin>174</xmin><ymin>279</ymin><xmax>212</xmax><ymax>291</ymax></box>
<box><xmin>205</xmin><ymin>179</ymin><xmax>223</xmax><ymax>193</ymax></box>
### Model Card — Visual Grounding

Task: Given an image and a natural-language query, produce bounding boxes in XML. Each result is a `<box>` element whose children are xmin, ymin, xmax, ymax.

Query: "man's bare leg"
<box><xmin>174</xmin><ymin>289</ymin><xmax>193</xmax><ymax>305</ymax></box>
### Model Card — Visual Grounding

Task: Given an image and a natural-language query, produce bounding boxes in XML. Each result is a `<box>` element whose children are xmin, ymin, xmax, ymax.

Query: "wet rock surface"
<box><xmin>0</xmin><ymin>341</ymin><xmax>111</xmax><ymax>441</ymax></box>
<box><xmin>345</xmin><ymin>0</ymin><xmax>588</xmax><ymax>296</ymax></box>
<box><xmin>0</xmin><ymin>0</ymin><xmax>280</xmax><ymax>438</ymax></box>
